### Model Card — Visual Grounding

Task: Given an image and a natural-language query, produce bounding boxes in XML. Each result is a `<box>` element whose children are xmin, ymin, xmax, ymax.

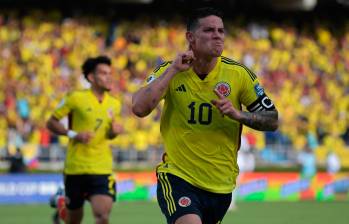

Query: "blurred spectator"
<box><xmin>237</xmin><ymin>136</ymin><xmax>256</xmax><ymax>173</ymax></box>
<box><xmin>0</xmin><ymin>9</ymin><xmax>349</xmax><ymax>168</ymax></box>
<box><xmin>326</xmin><ymin>151</ymin><xmax>341</xmax><ymax>174</ymax></box>
<box><xmin>8</xmin><ymin>147</ymin><xmax>26</xmax><ymax>173</ymax></box>
<box><xmin>297</xmin><ymin>145</ymin><xmax>316</xmax><ymax>179</ymax></box>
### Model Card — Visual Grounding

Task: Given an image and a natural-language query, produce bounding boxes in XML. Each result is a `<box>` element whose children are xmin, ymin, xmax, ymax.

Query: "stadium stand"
<box><xmin>0</xmin><ymin>0</ymin><xmax>349</xmax><ymax>170</ymax></box>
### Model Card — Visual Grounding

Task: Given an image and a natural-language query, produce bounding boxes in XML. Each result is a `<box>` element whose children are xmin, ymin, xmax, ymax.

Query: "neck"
<box><xmin>193</xmin><ymin>56</ymin><xmax>218</xmax><ymax>76</ymax></box>
<box><xmin>91</xmin><ymin>87</ymin><xmax>105</xmax><ymax>102</ymax></box>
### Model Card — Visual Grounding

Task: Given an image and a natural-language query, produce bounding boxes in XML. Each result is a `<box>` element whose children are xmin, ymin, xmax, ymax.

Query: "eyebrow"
<box><xmin>202</xmin><ymin>26</ymin><xmax>225</xmax><ymax>30</ymax></box>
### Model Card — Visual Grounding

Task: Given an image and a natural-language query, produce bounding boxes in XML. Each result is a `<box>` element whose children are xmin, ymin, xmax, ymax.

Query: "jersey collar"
<box><xmin>189</xmin><ymin>56</ymin><xmax>221</xmax><ymax>83</ymax></box>
<box><xmin>88</xmin><ymin>89</ymin><xmax>108</xmax><ymax>104</ymax></box>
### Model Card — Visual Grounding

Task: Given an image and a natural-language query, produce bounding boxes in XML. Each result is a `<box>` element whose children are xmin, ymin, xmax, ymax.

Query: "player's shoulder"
<box><xmin>107</xmin><ymin>93</ymin><xmax>120</xmax><ymax>103</ymax></box>
<box><xmin>220</xmin><ymin>56</ymin><xmax>257</xmax><ymax>81</ymax></box>
<box><xmin>66</xmin><ymin>89</ymin><xmax>90</xmax><ymax>99</ymax></box>
<box><xmin>220</xmin><ymin>56</ymin><xmax>246</xmax><ymax>71</ymax></box>
<box><xmin>105</xmin><ymin>93</ymin><xmax>122</xmax><ymax>110</ymax></box>
<box><xmin>145</xmin><ymin>61</ymin><xmax>173</xmax><ymax>84</ymax></box>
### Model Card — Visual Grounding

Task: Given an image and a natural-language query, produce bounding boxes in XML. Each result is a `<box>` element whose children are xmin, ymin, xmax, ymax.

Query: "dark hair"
<box><xmin>82</xmin><ymin>56</ymin><xmax>111</xmax><ymax>80</ymax></box>
<box><xmin>187</xmin><ymin>7</ymin><xmax>224</xmax><ymax>31</ymax></box>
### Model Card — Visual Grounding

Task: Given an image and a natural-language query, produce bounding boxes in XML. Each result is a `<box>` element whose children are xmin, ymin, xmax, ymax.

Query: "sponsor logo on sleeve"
<box><xmin>254</xmin><ymin>84</ymin><xmax>264</xmax><ymax>96</ymax></box>
<box><xmin>146</xmin><ymin>74</ymin><xmax>156</xmax><ymax>84</ymax></box>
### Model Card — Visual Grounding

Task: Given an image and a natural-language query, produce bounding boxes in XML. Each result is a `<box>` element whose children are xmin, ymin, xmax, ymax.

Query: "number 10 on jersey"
<box><xmin>187</xmin><ymin>102</ymin><xmax>212</xmax><ymax>125</ymax></box>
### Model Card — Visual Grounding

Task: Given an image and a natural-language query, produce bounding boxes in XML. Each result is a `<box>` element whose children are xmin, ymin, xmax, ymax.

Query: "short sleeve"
<box><xmin>52</xmin><ymin>93</ymin><xmax>75</xmax><ymax>120</ymax></box>
<box><xmin>240</xmin><ymin>70</ymin><xmax>275</xmax><ymax>112</ymax></box>
<box><xmin>110</xmin><ymin>97</ymin><xmax>122</xmax><ymax>122</ymax></box>
<box><xmin>143</xmin><ymin>61</ymin><xmax>172</xmax><ymax>86</ymax></box>
<box><xmin>142</xmin><ymin>61</ymin><xmax>172</xmax><ymax>98</ymax></box>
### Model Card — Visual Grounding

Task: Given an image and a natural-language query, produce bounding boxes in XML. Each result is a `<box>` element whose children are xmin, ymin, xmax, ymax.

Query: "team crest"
<box><xmin>107</xmin><ymin>108</ymin><xmax>114</xmax><ymax>118</ymax></box>
<box><xmin>214</xmin><ymin>82</ymin><xmax>231</xmax><ymax>97</ymax></box>
<box><xmin>178</xmin><ymin>196</ymin><xmax>191</xmax><ymax>207</ymax></box>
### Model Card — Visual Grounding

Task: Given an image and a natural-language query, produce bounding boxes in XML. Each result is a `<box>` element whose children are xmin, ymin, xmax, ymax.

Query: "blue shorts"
<box><xmin>64</xmin><ymin>174</ymin><xmax>116</xmax><ymax>210</ymax></box>
<box><xmin>157</xmin><ymin>172</ymin><xmax>231</xmax><ymax>224</ymax></box>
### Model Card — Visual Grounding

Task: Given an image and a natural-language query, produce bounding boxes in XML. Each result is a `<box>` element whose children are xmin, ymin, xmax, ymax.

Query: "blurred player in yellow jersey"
<box><xmin>132</xmin><ymin>7</ymin><xmax>278</xmax><ymax>224</ymax></box>
<box><xmin>47</xmin><ymin>56</ymin><xmax>123</xmax><ymax>224</ymax></box>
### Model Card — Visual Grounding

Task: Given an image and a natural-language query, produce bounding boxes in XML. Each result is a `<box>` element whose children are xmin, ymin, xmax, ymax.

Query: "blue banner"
<box><xmin>0</xmin><ymin>174</ymin><xmax>63</xmax><ymax>204</ymax></box>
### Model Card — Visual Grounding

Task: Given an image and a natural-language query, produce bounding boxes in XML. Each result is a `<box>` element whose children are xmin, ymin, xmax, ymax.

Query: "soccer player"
<box><xmin>46</xmin><ymin>56</ymin><xmax>123</xmax><ymax>224</ymax></box>
<box><xmin>132</xmin><ymin>7</ymin><xmax>278</xmax><ymax>224</ymax></box>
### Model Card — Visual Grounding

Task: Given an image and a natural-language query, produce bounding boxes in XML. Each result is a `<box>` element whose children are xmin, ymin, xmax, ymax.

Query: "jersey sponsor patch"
<box><xmin>254</xmin><ymin>84</ymin><xmax>264</xmax><ymax>97</ymax></box>
<box><xmin>146</xmin><ymin>74</ymin><xmax>156</xmax><ymax>84</ymax></box>
<box><xmin>178</xmin><ymin>196</ymin><xmax>191</xmax><ymax>207</ymax></box>
<box><xmin>214</xmin><ymin>82</ymin><xmax>231</xmax><ymax>97</ymax></box>
<box><xmin>247</xmin><ymin>93</ymin><xmax>275</xmax><ymax>112</ymax></box>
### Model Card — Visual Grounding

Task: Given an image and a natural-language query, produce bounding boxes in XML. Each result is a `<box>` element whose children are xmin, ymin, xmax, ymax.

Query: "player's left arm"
<box><xmin>212</xmin><ymin>89</ymin><xmax>278</xmax><ymax>131</ymax></box>
<box><xmin>238</xmin><ymin>71</ymin><xmax>278</xmax><ymax>131</ymax></box>
<box><xmin>238</xmin><ymin>108</ymin><xmax>278</xmax><ymax>131</ymax></box>
<box><xmin>108</xmin><ymin>119</ymin><xmax>123</xmax><ymax>139</ymax></box>
<box><xmin>107</xmin><ymin>103</ymin><xmax>123</xmax><ymax>139</ymax></box>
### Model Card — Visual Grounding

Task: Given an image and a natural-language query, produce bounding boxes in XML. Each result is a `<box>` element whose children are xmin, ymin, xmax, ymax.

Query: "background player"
<box><xmin>47</xmin><ymin>56</ymin><xmax>123</xmax><ymax>224</ymax></box>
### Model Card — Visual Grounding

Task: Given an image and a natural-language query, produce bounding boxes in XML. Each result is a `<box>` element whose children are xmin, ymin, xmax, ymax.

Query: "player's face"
<box><xmin>189</xmin><ymin>15</ymin><xmax>225</xmax><ymax>58</ymax></box>
<box><xmin>92</xmin><ymin>64</ymin><xmax>113</xmax><ymax>91</ymax></box>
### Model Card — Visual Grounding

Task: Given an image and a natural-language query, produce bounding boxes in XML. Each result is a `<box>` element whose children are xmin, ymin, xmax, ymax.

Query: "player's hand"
<box><xmin>110</xmin><ymin>120</ymin><xmax>124</xmax><ymax>137</ymax></box>
<box><xmin>171</xmin><ymin>50</ymin><xmax>196</xmax><ymax>73</ymax></box>
<box><xmin>108</xmin><ymin>111</ymin><xmax>123</xmax><ymax>138</ymax></box>
<box><xmin>74</xmin><ymin>132</ymin><xmax>94</xmax><ymax>144</ymax></box>
<box><xmin>211</xmin><ymin>89</ymin><xmax>241</xmax><ymax>120</ymax></box>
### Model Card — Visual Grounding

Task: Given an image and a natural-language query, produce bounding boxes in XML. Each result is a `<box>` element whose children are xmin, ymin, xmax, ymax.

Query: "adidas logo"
<box><xmin>175</xmin><ymin>84</ymin><xmax>186</xmax><ymax>92</ymax></box>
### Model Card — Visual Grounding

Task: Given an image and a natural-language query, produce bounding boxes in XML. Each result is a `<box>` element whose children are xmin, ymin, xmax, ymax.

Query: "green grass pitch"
<box><xmin>0</xmin><ymin>201</ymin><xmax>348</xmax><ymax>224</ymax></box>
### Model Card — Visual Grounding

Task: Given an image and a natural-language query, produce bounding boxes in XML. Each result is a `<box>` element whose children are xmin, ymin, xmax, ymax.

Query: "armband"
<box><xmin>247</xmin><ymin>94</ymin><xmax>275</xmax><ymax>112</ymax></box>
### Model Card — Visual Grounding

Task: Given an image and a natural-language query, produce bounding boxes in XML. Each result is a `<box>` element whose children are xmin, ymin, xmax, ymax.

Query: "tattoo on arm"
<box><xmin>143</xmin><ymin>68</ymin><xmax>171</xmax><ymax>108</ymax></box>
<box><xmin>240</xmin><ymin>110</ymin><xmax>278</xmax><ymax>131</ymax></box>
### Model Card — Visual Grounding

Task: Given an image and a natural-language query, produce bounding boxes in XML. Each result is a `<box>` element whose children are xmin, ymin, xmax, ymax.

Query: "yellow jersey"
<box><xmin>52</xmin><ymin>89</ymin><xmax>121</xmax><ymax>175</ymax></box>
<box><xmin>148</xmin><ymin>56</ymin><xmax>275</xmax><ymax>193</ymax></box>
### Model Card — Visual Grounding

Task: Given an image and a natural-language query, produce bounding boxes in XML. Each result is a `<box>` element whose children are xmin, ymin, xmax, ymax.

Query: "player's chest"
<box><xmin>73</xmin><ymin>100</ymin><xmax>113</xmax><ymax>121</ymax></box>
<box><xmin>169</xmin><ymin>78</ymin><xmax>239</xmax><ymax>106</ymax></box>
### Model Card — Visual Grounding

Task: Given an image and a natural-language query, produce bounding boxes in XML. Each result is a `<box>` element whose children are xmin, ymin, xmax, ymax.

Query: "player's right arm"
<box><xmin>47</xmin><ymin>116</ymin><xmax>93</xmax><ymax>144</ymax></box>
<box><xmin>132</xmin><ymin>51</ymin><xmax>194</xmax><ymax>117</ymax></box>
<box><xmin>46</xmin><ymin>116</ymin><xmax>69</xmax><ymax>136</ymax></box>
<box><xmin>46</xmin><ymin>93</ymin><xmax>92</xmax><ymax>144</ymax></box>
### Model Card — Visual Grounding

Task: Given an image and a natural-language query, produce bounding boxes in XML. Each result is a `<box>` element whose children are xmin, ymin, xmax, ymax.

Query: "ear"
<box><xmin>186</xmin><ymin>31</ymin><xmax>194</xmax><ymax>47</ymax></box>
<box><xmin>87</xmin><ymin>73</ymin><xmax>94</xmax><ymax>83</ymax></box>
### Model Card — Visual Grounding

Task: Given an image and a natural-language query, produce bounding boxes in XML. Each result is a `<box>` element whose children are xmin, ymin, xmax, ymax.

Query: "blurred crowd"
<box><xmin>1</xmin><ymin>10</ymin><xmax>349</xmax><ymax>167</ymax></box>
